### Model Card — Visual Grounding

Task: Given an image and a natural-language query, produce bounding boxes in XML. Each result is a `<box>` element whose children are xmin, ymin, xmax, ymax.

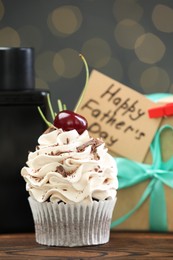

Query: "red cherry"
<box><xmin>53</xmin><ymin>110</ymin><xmax>88</xmax><ymax>134</ymax></box>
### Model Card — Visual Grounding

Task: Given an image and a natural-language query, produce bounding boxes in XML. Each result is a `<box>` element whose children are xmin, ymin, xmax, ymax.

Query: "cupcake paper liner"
<box><xmin>28</xmin><ymin>197</ymin><xmax>116</xmax><ymax>247</ymax></box>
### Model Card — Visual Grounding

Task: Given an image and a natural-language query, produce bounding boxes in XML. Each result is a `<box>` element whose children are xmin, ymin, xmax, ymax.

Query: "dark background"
<box><xmin>1</xmin><ymin>0</ymin><xmax>173</xmax><ymax>109</ymax></box>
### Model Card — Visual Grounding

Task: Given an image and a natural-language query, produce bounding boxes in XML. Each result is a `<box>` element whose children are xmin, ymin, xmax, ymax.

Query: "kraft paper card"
<box><xmin>76</xmin><ymin>70</ymin><xmax>162</xmax><ymax>162</ymax></box>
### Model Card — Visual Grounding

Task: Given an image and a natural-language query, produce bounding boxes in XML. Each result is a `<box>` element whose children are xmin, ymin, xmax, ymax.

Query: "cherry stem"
<box><xmin>47</xmin><ymin>93</ymin><xmax>55</xmax><ymax>120</ymax></box>
<box><xmin>38</xmin><ymin>53</ymin><xmax>87</xmax><ymax>127</ymax></box>
<box><xmin>37</xmin><ymin>106</ymin><xmax>52</xmax><ymax>127</ymax></box>
<box><xmin>57</xmin><ymin>99</ymin><xmax>67</xmax><ymax>112</ymax></box>
<box><xmin>57</xmin><ymin>99</ymin><xmax>63</xmax><ymax>111</ymax></box>
<box><xmin>74</xmin><ymin>54</ymin><xmax>89</xmax><ymax>112</ymax></box>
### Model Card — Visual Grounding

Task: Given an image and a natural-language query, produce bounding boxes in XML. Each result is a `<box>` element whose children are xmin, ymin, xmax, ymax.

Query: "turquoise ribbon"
<box><xmin>111</xmin><ymin>124</ymin><xmax>173</xmax><ymax>231</ymax></box>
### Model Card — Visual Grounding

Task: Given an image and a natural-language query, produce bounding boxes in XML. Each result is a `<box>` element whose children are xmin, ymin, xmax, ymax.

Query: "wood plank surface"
<box><xmin>0</xmin><ymin>232</ymin><xmax>173</xmax><ymax>259</ymax></box>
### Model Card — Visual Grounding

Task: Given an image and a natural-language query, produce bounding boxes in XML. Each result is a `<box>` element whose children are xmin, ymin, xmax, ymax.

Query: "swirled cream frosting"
<box><xmin>21</xmin><ymin>127</ymin><xmax>118</xmax><ymax>204</ymax></box>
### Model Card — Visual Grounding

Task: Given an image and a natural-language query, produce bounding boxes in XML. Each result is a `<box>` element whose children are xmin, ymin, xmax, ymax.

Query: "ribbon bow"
<box><xmin>111</xmin><ymin>125</ymin><xmax>173</xmax><ymax>231</ymax></box>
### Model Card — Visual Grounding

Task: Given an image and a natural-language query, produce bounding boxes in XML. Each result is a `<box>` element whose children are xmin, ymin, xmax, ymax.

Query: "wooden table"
<box><xmin>0</xmin><ymin>232</ymin><xmax>173</xmax><ymax>259</ymax></box>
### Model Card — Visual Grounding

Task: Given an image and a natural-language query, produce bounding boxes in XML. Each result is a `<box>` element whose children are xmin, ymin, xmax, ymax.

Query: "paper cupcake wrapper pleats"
<box><xmin>28</xmin><ymin>197</ymin><xmax>116</xmax><ymax>247</ymax></box>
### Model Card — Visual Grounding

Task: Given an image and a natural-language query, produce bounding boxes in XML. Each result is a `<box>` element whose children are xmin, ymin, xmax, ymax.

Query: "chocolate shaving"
<box><xmin>55</xmin><ymin>165</ymin><xmax>77</xmax><ymax>177</ymax></box>
<box><xmin>104</xmin><ymin>178</ymin><xmax>109</xmax><ymax>184</ymax></box>
<box><xmin>56</xmin><ymin>165</ymin><xmax>67</xmax><ymax>177</ymax></box>
<box><xmin>94</xmin><ymin>166</ymin><xmax>101</xmax><ymax>172</ymax></box>
<box><xmin>77</xmin><ymin>138</ymin><xmax>103</xmax><ymax>153</ymax></box>
<box><xmin>77</xmin><ymin>138</ymin><xmax>103</xmax><ymax>160</ymax></box>
<box><xmin>48</xmin><ymin>150</ymin><xmax>72</xmax><ymax>156</ymax></box>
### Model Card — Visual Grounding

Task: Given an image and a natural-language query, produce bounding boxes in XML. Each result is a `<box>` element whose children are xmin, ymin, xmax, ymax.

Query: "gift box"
<box><xmin>111</xmin><ymin>93</ymin><xmax>173</xmax><ymax>231</ymax></box>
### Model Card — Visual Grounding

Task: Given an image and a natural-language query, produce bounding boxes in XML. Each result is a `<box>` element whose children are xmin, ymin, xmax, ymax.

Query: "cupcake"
<box><xmin>21</xmin><ymin>55</ymin><xmax>118</xmax><ymax>247</ymax></box>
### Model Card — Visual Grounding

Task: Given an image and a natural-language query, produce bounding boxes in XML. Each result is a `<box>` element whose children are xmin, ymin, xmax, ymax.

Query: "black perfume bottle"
<box><xmin>0</xmin><ymin>47</ymin><xmax>49</xmax><ymax>233</ymax></box>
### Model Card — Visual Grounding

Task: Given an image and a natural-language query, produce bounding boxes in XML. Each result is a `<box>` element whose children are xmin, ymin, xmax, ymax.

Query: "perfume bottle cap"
<box><xmin>0</xmin><ymin>47</ymin><xmax>35</xmax><ymax>91</ymax></box>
